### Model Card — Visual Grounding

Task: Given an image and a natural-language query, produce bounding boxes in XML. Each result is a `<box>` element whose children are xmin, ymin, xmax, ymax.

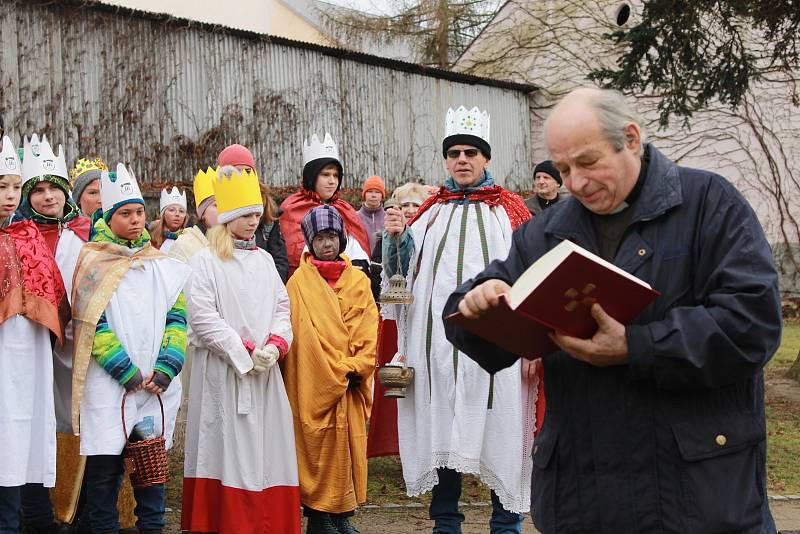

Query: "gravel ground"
<box><xmin>162</xmin><ymin>499</ymin><xmax>800</xmax><ymax>533</ymax></box>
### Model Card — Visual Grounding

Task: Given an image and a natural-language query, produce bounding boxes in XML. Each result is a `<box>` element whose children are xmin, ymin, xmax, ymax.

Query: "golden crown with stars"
<box><xmin>69</xmin><ymin>157</ymin><xmax>108</xmax><ymax>183</ymax></box>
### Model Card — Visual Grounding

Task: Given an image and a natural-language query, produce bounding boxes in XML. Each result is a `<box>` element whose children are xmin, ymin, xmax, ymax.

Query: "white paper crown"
<box><xmin>444</xmin><ymin>106</ymin><xmax>490</xmax><ymax>143</ymax></box>
<box><xmin>302</xmin><ymin>132</ymin><xmax>340</xmax><ymax>166</ymax></box>
<box><xmin>160</xmin><ymin>186</ymin><xmax>187</xmax><ymax>212</ymax></box>
<box><xmin>26</xmin><ymin>133</ymin><xmax>40</xmax><ymax>157</ymax></box>
<box><xmin>21</xmin><ymin>134</ymin><xmax>68</xmax><ymax>186</ymax></box>
<box><xmin>100</xmin><ymin>163</ymin><xmax>144</xmax><ymax>213</ymax></box>
<box><xmin>0</xmin><ymin>136</ymin><xmax>21</xmax><ymax>176</ymax></box>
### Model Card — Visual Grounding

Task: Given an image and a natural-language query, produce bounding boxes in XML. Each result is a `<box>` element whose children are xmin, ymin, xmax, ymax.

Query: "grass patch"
<box><xmin>766</xmin><ymin>321</ymin><xmax>800</xmax><ymax>494</ymax></box>
<box><xmin>766</xmin><ymin>398</ymin><xmax>800</xmax><ymax>494</ymax></box>
<box><xmin>166</xmin><ymin>451</ymin><xmax>184</xmax><ymax>510</ymax></box>
<box><xmin>366</xmin><ymin>456</ymin><xmax>491</xmax><ymax>504</ymax></box>
<box><xmin>766</xmin><ymin>321</ymin><xmax>800</xmax><ymax>379</ymax></box>
<box><xmin>366</xmin><ymin>456</ymin><xmax>424</xmax><ymax>505</ymax></box>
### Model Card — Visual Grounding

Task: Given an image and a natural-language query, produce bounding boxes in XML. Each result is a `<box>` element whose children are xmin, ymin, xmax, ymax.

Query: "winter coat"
<box><xmin>444</xmin><ymin>144</ymin><xmax>782</xmax><ymax>534</ymax></box>
<box><xmin>357</xmin><ymin>205</ymin><xmax>385</xmax><ymax>253</ymax></box>
<box><xmin>255</xmin><ymin>218</ymin><xmax>289</xmax><ymax>283</ymax></box>
<box><xmin>524</xmin><ymin>190</ymin><xmax>571</xmax><ymax>216</ymax></box>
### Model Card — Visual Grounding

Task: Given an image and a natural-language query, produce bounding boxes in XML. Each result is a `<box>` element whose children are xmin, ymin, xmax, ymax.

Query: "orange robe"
<box><xmin>283</xmin><ymin>253</ymin><xmax>378</xmax><ymax>513</ymax></box>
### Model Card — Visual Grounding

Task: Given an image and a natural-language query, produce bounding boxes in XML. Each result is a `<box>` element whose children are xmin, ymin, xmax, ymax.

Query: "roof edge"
<box><xmin>54</xmin><ymin>0</ymin><xmax>537</xmax><ymax>93</ymax></box>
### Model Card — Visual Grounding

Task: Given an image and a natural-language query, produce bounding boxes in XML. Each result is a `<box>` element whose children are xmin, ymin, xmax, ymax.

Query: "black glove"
<box><xmin>346</xmin><ymin>372</ymin><xmax>362</xmax><ymax>389</ymax></box>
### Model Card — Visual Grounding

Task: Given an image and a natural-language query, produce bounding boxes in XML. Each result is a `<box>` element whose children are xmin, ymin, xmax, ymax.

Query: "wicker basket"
<box><xmin>121</xmin><ymin>392</ymin><xmax>169</xmax><ymax>488</ymax></box>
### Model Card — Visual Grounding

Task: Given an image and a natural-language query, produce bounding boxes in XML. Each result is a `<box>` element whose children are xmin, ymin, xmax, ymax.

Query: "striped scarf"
<box><xmin>233</xmin><ymin>235</ymin><xmax>257</xmax><ymax>250</ymax></box>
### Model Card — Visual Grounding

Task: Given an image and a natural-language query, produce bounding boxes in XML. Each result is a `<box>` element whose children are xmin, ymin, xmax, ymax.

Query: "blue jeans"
<box><xmin>84</xmin><ymin>455</ymin><xmax>165</xmax><ymax>534</ymax></box>
<box><xmin>21</xmin><ymin>483</ymin><xmax>54</xmax><ymax>528</ymax></box>
<box><xmin>429</xmin><ymin>468</ymin><xmax>524</xmax><ymax>534</ymax></box>
<box><xmin>0</xmin><ymin>486</ymin><xmax>21</xmax><ymax>534</ymax></box>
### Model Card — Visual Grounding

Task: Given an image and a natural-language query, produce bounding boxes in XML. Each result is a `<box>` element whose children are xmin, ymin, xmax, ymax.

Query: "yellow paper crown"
<box><xmin>69</xmin><ymin>157</ymin><xmax>108</xmax><ymax>183</ymax></box>
<box><xmin>213</xmin><ymin>168</ymin><xmax>262</xmax><ymax>215</ymax></box>
<box><xmin>193</xmin><ymin>167</ymin><xmax>218</xmax><ymax>207</ymax></box>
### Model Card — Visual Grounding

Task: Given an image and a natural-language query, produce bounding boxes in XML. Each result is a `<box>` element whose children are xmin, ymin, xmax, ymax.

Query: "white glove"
<box><xmin>252</xmin><ymin>344</ymin><xmax>280</xmax><ymax>371</ymax></box>
<box><xmin>249</xmin><ymin>356</ymin><xmax>266</xmax><ymax>375</ymax></box>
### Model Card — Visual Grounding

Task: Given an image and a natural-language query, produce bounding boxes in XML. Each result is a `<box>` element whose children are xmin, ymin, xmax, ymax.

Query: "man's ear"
<box><xmin>623</xmin><ymin>123</ymin><xmax>641</xmax><ymax>152</ymax></box>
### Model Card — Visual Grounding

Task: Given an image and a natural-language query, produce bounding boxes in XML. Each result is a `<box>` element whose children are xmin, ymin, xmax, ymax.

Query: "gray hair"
<box><xmin>589</xmin><ymin>89</ymin><xmax>647</xmax><ymax>154</ymax></box>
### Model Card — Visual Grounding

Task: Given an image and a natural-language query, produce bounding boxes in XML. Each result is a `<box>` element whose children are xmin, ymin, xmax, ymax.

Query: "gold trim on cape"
<box><xmin>69</xmin><ymin>241</ymin><xmax>167</xmax><ymax>434</ymax></box>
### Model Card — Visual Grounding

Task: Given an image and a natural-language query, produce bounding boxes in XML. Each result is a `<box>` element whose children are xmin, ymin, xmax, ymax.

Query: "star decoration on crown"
<box><xmin>444</xmin><ymin>106</ymin><xmax>490</xmax><ymax>142</ymax></box>
<box><xmin>70</xmin><ymin>157</ymin><xmax>108</xmax><ymax>181</ymax></box>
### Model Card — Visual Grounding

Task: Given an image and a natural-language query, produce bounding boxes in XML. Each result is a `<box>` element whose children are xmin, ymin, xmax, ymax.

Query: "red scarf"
<box><xmin>309</xmin><ymin>256</ymin><xmax>347</xmax><ymax>287</ymax></box>
<box><xmin>35</xmin><ymin>215</ymin><xmax>92</xmax><ymax>253</ymax></box>
<box><xmin>279</xmin><ymin>189</ymin><xmax>371</xmax><ymax>274</ymax></box>
<box><xmin>409</xmin><ymin>185</ymin><xmax>531</xmax><ymax>230</ymax></box>
<box><xmin>0</xmin><ymin>220</ymin><xmax>68</xmax><ymax>344</ymax></box>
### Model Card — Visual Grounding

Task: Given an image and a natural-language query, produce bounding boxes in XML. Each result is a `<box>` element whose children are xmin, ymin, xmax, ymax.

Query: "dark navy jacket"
<box><xmin>444</xmin><ymin>145</ymin><xmax>782</xmax><ymax>533</ymax></box>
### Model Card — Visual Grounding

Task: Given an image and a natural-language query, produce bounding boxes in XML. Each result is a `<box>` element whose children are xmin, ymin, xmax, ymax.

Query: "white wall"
<box><xmin>455</xmin><ymin>0</ymin><xmax>800</xmax><ymax>253</ymax></box>
<box><xmin>99</xmin><ymin>0</ymin><xmax>274</xmax><ymax>34</ymax></box>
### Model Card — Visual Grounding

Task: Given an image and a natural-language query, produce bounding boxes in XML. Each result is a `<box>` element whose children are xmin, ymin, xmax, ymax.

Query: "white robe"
<box><xmin>52</xmin><ymin>227</ymin><xmax>85</xmax><ymax>433</ymax></box>
<box><xmin>0</xmin><ymin>316</ymin><xmax>56</xmax><ymax>487</ymax></box>
<box><xmin>79</xmin><ymin>251</ymin><xmax>190</xmax><ymax>456</ymax></box>
<box><xmin>396</xmin><ymin>201</ymin><xmax>536</xmax><ymax>514</ymax></box>
<box><xmin>160</xmin><ymin>238</ymin><xmax>175</xmax><ymax>254</ymax></box>
<box><xmin>183</xmin><ymin>247</ymin><xmax>298</xmax><ymax>493</ymax></box>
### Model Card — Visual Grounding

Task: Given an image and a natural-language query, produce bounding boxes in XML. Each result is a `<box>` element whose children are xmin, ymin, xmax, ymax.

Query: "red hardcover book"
<box><xmin>446</xmin><ymin>240</ymin><xmax>659</xmax><ymax>359</ymax></box>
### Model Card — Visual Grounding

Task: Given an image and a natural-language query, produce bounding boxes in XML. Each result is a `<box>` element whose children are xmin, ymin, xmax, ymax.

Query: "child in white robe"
<box><xmin>70</xmin><ymin>164</ymin><xmax>190</xmax><ymax>534</ymax></box>
<box><xmin>181</xmin><ymin>167</ymin><xmax>299</xmax><ymax>534</ymax></box>
<box><xmin>0</xmin><ymin>136</ymin><xmax>66</xmax><ymax>533</ymax></box>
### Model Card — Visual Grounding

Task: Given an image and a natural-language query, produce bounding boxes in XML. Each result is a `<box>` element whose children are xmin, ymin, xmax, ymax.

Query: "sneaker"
<box><xmin>332</xmin><ymin>516</ymin><xmax>361</xmax><ymax>534</ymax></box>
<box><xmin>306</xmin><ymin>513</ymin><xmax>341</xmax><ymax>534</ymax></box>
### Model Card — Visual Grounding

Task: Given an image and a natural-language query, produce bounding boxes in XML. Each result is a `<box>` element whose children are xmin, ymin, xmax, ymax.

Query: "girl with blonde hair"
<box><xmin>181</xmin><ymin>167</ymin><xmax>300</xmax><ymax>534</ymax></box>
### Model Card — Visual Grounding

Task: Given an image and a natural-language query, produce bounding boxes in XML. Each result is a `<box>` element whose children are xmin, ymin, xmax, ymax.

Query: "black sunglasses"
<box><xmin>446</xmin><ymin>148</ymin><xmax>480</xmax><ymax>159</ymax></box>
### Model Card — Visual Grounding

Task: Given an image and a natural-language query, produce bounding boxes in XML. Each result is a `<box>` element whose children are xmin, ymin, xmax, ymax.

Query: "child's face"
<box><xmin>108</xmin><ymin>203</ymin><xmax>145</xmax><ymax>241</ymax></box>
<box><xmin>363</xmin><ymin>189</ymin><xmax>383</xmax><ymax>209</ymax></box>
<box><xmin>163</xmin><ymin>205</ymin><xmax>187</xmax><ymax>232</ymax></box>
<box><xmin>228</xmin><ymin>212</ymin><xmax>260</xmax><ymax>240</ymax></box>
<box><xmin>314</xmin><ymin>164</ymin><xmax>340</xmax><ymax>201</ymax></box>
<box><xmin>201</xmin><ymin>201</ymin><xmax>218</xmax><ymax>228</ymax></box>
<box><xmin>312</xmin><ymin>230</ymin><xmax>341</xmax><ymax>261</ymax></box>
<box><xmin>29</xmin><ymin>181</ymin><xmax>66</xmax><ymax>218</ymax></box>
<box><xmin>79</xmin><ymin>179</ymin><xmax>102</xmax><ymax>217</ymax></box>
<box><xmin>0</xmin><ymin>174</ymin><xmax>22</xmax><ymax>218</ymax></box>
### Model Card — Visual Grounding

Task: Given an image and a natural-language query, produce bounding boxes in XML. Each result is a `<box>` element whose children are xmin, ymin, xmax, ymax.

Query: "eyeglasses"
<box><xmin>446</xmin><ymin>148</ymin><xmax>480</xmax><ymax>159</ymax></box>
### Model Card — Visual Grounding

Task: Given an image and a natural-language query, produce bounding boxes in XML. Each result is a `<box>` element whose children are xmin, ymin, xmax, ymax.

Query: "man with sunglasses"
<box><xmin>383</xmin><ymin>106</ymin><xmax>536</xmax><ymax>534</ymax></box>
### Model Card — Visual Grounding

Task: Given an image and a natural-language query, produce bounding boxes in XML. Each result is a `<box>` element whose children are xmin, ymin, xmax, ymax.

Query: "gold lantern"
<box><xmin>379</xmin><ymin>198</ymin><xmax>414</xmax><ymax>305</ymax></box>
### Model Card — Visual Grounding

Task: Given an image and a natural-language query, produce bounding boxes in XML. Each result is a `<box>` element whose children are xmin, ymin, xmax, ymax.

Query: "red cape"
<box><xmin>279</xmin><ymin>189</ymin><xmax>371</xmax><ymax>275</ymax></box>
<box><xmin>409</xmin><ymin>184</ymin><xmax>532</xmax><ymax>230</ymax></box>
<box><xmin>367</xmin><ymin>319</ymin><xmax>400</xmax><ymax>457</ymax></box>
<box><xmin>0</xmin><ymin>220</ymin><xmax>68</xmax><ymax>344</ymax></box>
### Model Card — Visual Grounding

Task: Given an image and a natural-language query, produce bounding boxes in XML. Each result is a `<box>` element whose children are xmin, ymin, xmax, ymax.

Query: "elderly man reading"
<box><xmin>444</xmin><ymin>88</ymin><xmax>782</xmax><ymax>534</ymax></box>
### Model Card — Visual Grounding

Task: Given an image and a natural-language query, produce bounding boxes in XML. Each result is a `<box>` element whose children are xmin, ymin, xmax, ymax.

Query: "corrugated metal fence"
<box><xmin>0</xmin><ymin>0</ymin><xmax>535</xmax><ymax>193</ymax></box>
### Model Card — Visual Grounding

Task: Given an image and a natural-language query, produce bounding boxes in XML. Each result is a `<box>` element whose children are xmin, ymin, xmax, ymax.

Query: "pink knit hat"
<box><xmin>218</xmin><ymin>144</ymin><xmax>256</xmax><ymax>170</ymax></box>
